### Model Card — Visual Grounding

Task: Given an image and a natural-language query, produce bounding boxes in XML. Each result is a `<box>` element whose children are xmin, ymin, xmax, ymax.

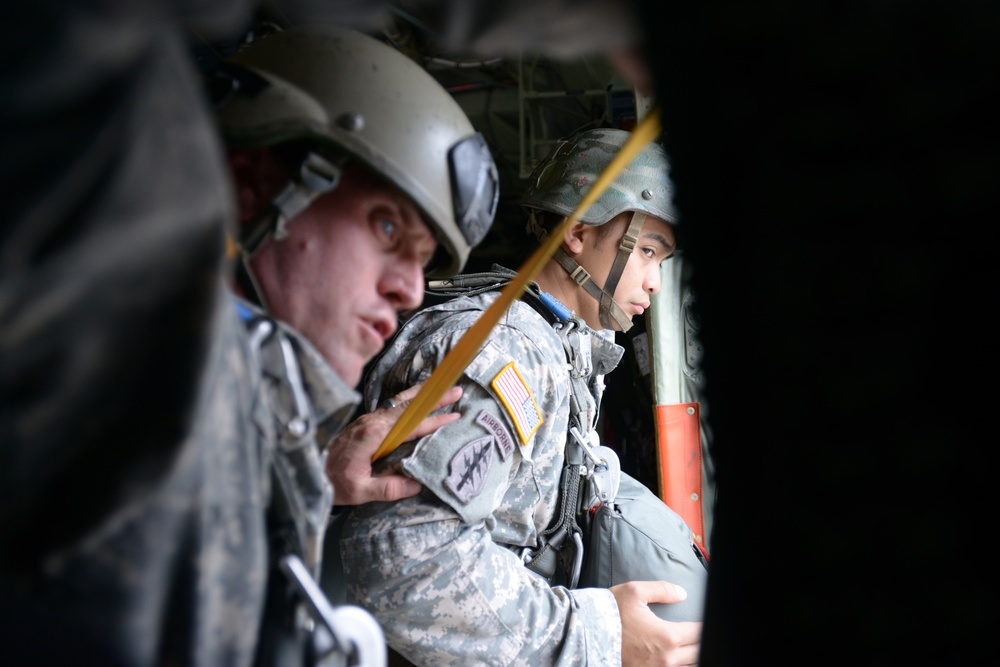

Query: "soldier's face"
<box><xmin>577</xmin><ymin>213</ymin><xmax>676</xmax><ymax>330</ymax></box>
<box><xmin>251</xmin><ymin>166</ymin><xmax>437</xmax><ymax>386</ymax></box>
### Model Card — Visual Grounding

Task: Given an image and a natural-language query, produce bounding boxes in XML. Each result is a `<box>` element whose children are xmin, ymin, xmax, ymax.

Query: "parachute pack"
<box><xmin>516</xmin><ymin>292</ymin><xmax>709</xmax><ymax>622</ymax></box>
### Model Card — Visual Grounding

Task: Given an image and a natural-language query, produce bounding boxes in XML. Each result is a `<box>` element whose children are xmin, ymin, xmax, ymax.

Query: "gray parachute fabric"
<box><xmin>513</xmin><ymin>298</ymin><xmax>708</xmax><ymax>623</ymax></box>
<box><xmin>579</xmin><ymin>471</ymin><xmax>708</xmax><ymax>622</ymax></box>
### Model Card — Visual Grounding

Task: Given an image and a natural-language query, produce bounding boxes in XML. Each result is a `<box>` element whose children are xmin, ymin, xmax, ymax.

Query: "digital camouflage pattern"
<box><xmin>239</xmin><ymin>298</ymin><xmax>361</xmax><ymax>666</ymax></box>
<box><xmin>521</xmin><ymin>127</ymin><xmax>677</xmax><ymax>226</ymax></box>
<box><xmin>0</xmin><ymin>2</ymin><xmax>267</xmax><ymax>662</ymax></box>
<box><xmin>1</xmin><ymin>4</ymin><xmax>652</xmax><ymax>665</ymax></box>
<box><xmin>2</xmin><ymin>289</ymin><xmax>359</xmax><ymax>666</ymax></box>
<box><xmin>339</xmin><ymin>285</ymin><xmax>627</xmax><ymax>666</ymax></box>
<box><xmin>0</xmin><ymin>5</ymin><xmax>360</xmax><ymax>662</ymax></box>
<box><xmin>240</xmin><ymin>297</ymin><xmax>359</xmax><ymax>573</ymax></box>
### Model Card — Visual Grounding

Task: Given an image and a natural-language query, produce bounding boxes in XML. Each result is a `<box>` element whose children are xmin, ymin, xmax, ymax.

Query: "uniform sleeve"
<box><xmin>0</xmin><ymin>0</ymin><xmax>243</xmax><ymax>568</ymax></box>
<box><xmin>340</xmin><ymin>310</ymin><xmax>623</xmax><ymax>666</ymax></box>
<box><xmin>0</xmin><ymin>2</ymin><xmax>263</xmax><ymax>664</ymax></box>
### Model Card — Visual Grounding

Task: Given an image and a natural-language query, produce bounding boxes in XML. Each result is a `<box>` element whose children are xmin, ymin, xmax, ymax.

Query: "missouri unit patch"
<box><xmin>491</xmin><ymin>361</ymin><xmax>543</xmax><ymax>445</ymax></box>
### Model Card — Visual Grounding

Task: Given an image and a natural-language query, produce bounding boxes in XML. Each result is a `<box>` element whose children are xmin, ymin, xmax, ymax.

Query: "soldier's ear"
<box><xmin>226</xmin><ymin>148</ymin><xmax>272</xmax><ymax>222</ymax></box>
<box><xmin>562</xmin><ymin>220</ymin><xmax>589</xmax><ymax>256</ymax></box>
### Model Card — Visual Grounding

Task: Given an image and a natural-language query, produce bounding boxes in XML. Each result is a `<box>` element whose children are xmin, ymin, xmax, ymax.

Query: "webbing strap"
<box><xmin>236</xmin><ymin>257</ymin><xmax>269</xmax><ymax>310</ymax></box>
<box><xmin>521</xmin><ymin>317</ymin><xmax>595</xmax><ymax>586</ymax></box>
<box><xmin>598</xmin><ymin>211</ymin><xmax>647</xmax><ymax>329</ymax></box>
<box><xmin>551</xmin><ymin>248</ymin><xmax>634</xmax><ymax>332</ymax></box>
<box><xmin>234</xmin><ymin>151</ymin><xmax>343</xmax><ymax>310</ymax></box>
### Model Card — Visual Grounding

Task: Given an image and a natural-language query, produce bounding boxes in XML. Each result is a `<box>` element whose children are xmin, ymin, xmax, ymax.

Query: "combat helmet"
<box><xmin>212</xmin><ymin>24</ymin><xmax>498</xmax><ymax>279</ymax></box>
<box><xmin>521</xmin><ymin>127</ymin><xmax>676</xmax><ymax>331</ymax></box>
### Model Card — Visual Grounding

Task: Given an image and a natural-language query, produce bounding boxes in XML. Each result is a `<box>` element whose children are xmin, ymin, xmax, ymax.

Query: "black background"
<box><xmin>638</xmin><ymin>1</ymin><xmax>997</xmax><ymax>664</ymax></box>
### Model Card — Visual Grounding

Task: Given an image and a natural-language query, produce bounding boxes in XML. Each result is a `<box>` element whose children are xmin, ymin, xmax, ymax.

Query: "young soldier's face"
<box><xmin>578</xmin><ymin>213</ymin><xmax>676</xmax><ymax>330</ymax></box>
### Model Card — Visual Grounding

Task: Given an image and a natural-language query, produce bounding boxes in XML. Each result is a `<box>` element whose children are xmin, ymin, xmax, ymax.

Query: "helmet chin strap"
<box><xmin>533</xmin><ymin>211</ymin><xmax>647</xmax><ymax>332</ymax></box>
<box><xmin>236</xmin><ymin>253</ymin><xmax>271</xmax><ymax>311</ymax></box>
<box><xmin>236</xmin><ymin>151</ymin><xmax>344</xmax><ymax>309</ymax></box>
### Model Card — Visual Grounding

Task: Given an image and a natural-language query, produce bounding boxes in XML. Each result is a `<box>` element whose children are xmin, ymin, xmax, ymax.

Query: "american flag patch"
<box><xmin>491</xmin><ymin>361</ymin><xmax>543</xmax><ymax>445</ymax></box>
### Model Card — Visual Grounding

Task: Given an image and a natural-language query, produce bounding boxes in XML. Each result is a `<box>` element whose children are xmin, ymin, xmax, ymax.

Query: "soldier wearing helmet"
<box><xmin>337</xmin><ymin>128</ymin><xmax>702</xmax><ymax>666</ymax></box>
<box><xmin>521</xmin><ymin>127</ymin><xmax>678</xmax><ymax>332</ymax></box>
<box><xmin>208</xmin><ymin>24</ymin><xmax>499</xmax><ymax>666</ymax></box>
<box><xmin>215</xmin><ymin>23</ymin><xmax>498</xmax><ymax>386</ymax></box>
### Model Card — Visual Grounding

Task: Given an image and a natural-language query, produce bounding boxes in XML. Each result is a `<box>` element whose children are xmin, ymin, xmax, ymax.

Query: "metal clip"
<box><xmin>568</xmin><ymin>530</ymin><xmax>584</xmax><ymax>589</ymax></box>
<box><xmin>569</xmin><ymin>425</ymin><xmax>604</xmax><ymax>468</ymax></box>
<box><xmin>277</xmin><ymin>335</ymin><xmax>313</xmax><ymax>446</ymax></box>
<box><xmin>589</xmin><ymin>445</ymin><xmax>622</xmax><ymax>503</ymax></box>
<box><xmin>280</xmin><ymin>554</ymin><xmax>386</xmax><ymax>667</ymax></box>
<box><xmin>569</xmin><ymin>427</ymin><xmax>621</xmax><ymax>503</ymax></box>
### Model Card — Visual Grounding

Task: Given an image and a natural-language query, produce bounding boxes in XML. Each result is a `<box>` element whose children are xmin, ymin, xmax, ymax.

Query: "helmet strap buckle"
<box><xmin>270</xmin><ymin>151</ymin><xmax>344</xmax><ymax>240</ymax></box>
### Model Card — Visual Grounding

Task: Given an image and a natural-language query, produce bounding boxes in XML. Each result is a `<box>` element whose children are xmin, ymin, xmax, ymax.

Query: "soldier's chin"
<box><xmin>329</xmin><ymin>353</ymin><xmax>366</xmax><ymax>389</ymax></box>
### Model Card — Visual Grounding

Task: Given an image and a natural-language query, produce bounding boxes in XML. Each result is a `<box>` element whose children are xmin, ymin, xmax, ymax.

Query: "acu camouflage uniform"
<box><xmin>1</xmin><ymin>285</ymin><xmax>358</xmax><ymax>666</ymax></box>
<box><xmin>339</xmin><ymin>281</ymin><xmax>626</xmax><ymax>666</ymax></box>
<box><xmin>237</xmin><ymin>298</ymin><xmax>362</xmax><ymax>666</ymax></box>
<box><xmin>0</xmin><ymin>2</ymin><xmax>314</xmax><ymax>663</ymax></box>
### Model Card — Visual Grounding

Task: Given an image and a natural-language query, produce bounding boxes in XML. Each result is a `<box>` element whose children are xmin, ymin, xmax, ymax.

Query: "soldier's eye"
<box><xmin>376</xmin><ymin>218</ymin><xmax>400</xmax><ymax>243</ymax></box>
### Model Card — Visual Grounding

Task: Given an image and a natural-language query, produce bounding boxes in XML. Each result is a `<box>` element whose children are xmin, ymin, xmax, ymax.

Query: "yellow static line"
<box><xmin>372</xmin><ymin>107</ymin><xmax>663</xmax><ymax>462</ymax></box>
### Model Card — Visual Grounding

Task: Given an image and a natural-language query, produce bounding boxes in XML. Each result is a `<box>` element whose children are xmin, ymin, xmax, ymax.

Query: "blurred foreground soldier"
<box><xmin>0</xmin><ymin>14</ymin><xmax>497</xmax><ymax>667</ymax></box>
<box><xmin>337</xmin><ymin>128</ymin><xmax>702</xmax><ymax>666</ymax></box>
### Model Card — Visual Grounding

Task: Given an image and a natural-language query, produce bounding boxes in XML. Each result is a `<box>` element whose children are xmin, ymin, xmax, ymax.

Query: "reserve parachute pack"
<box><xmin>522</xmin><ymin>312</ymin><xmax>709</xmax><ymax>622</ymax></box>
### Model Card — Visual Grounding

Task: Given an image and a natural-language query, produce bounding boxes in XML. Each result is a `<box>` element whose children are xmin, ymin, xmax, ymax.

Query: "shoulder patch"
<box><xmin>445</xmin><ymin>436</ymin><xmax>493</xmax><ymax>504</ymax></box>
<box><xmin>476</xmin><ymin>410</ymin><xmax>514</xmax><ymax>460</ymax></box>
<box><xmin>491</xmin><ymin>361</ymin><xmax>544</xmax><ymax>446</ymax></box>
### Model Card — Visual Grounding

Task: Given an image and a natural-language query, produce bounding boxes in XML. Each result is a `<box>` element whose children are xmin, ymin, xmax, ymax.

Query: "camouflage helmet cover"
<box><xmin>214</xmin><ymin>25</ymin><xmax>498</xmax><ymax>277</ymax></box>
<box><xmin>521</xmin><ymin>127</ymin><xmax>676</xmax><ymax>226</ymax></box>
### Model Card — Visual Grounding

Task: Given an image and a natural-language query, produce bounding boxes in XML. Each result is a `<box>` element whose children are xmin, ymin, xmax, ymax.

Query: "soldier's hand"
<box><xmin>612</xmin><ymin>581</ymin><xmax>702</xmax><ymax>667</ymax></box>
<box><xmin>326</xmin><ymin>383</ymin><xmax>463</xmax><ymax>506</ymax></box>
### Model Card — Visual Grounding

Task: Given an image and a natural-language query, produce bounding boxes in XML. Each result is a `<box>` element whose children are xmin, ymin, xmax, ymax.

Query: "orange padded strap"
<box><xmin>655</xmin><ymin>402</ymin><xmax>708</xmax><ymax>558</ymax></box>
